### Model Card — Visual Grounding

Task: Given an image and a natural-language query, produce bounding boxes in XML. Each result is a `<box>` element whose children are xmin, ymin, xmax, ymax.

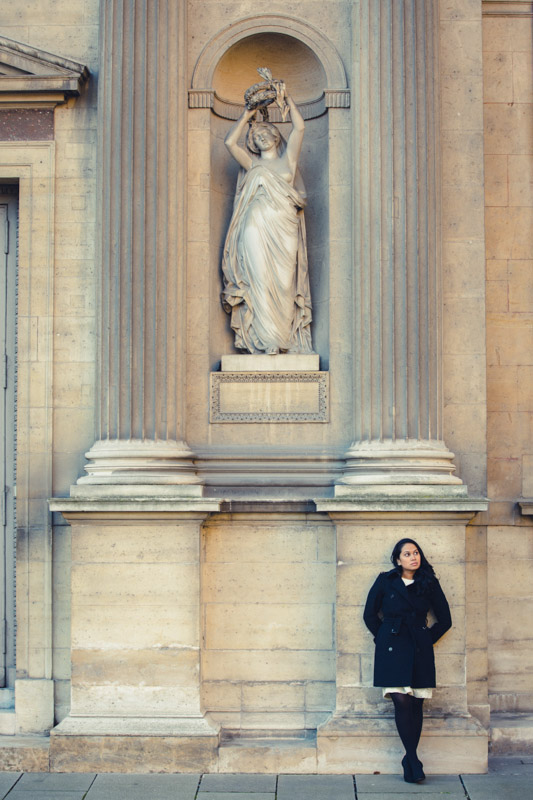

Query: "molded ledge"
<box><xmin>49</xmin><ymin>492</ymin><xmax>221</xmax><ymax>517</ymax></box>
<box><xmin>316</xmin><ymin>488</ymin><xmax>488</xmax><ymax>515</ymax></box>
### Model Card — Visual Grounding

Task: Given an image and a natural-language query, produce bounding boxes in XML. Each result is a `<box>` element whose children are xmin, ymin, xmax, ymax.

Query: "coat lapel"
<box><xmin>390</xmin><ymin>572</ymin><xmax>417</xmax><ymax>608</ymax></box>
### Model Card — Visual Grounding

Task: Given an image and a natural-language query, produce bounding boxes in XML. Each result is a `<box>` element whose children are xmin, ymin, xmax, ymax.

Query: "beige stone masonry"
<box><xmin>49</xmin><ymin>507</ymin><xmax>221</xmax><ymax>768</ymax></box>
<box><xmin>202</xmin><ymin>514</ymin><xmax>335</xmax><ymax>732</ymax></box>
<box><xmin>483</xmin><ymin>3</ymin><xmax>533</xmax><ymax>730</ymax></box>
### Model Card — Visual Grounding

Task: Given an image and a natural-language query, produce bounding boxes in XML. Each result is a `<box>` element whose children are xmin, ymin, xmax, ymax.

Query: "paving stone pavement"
<box><xmin>0</xmin><ymin>757</ymin><xmax>530</xmax><ymax>799</ymax></box>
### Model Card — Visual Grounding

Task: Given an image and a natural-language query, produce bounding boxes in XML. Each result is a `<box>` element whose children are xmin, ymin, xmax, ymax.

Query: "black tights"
<box><xmin>390</xmin><ymin>692</ymin><xmax>424</xmax><ymax>766</ymax></box>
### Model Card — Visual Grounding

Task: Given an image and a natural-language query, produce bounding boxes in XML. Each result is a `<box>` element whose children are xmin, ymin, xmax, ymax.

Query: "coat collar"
<box><xmin>385</xmin><ymin>568</ymin><xmax>417</xmax><ymax>608</ymax></box>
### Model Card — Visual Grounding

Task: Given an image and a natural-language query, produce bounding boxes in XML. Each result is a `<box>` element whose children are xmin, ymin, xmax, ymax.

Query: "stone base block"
<box><xmin>15</xmin><ymin>679</ymin><xmax>54</xmax><ymax>734</ymax></box>
<box><xmin>0</xmin><ymin>735</ymin><xmax>50</xmax><ymax>771</ymax></box>
<box><xmin>0</xmin><ymin>712</ymin><xmax>15</xmax><ymax>736</ymax></box>
<box><xmin>221</xmin><ymin>354</ymin><xmax>320</xmax><ymax>372</ymax></box>
<box><xmin>218</xmin><ymin>734</ymin><xmax>317</xmax><ymax>773</ymax></box>
<box><xmin>317</xmin><ymin>714</ymin><xmax>488</xmax><ymax>774</ymax></box>
<box><xmin>490</xmin><ymin>713</ymin><xmax>533</xmax><ymax>754</ymax></box>
<box><xmin>49</xmin><ymin>716</ymin><xmax>219</xmax><ymax>773</ymax></box>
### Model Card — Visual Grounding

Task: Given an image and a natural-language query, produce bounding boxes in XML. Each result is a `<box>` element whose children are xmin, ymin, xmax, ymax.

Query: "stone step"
<box><xmin>218</xmin><ymin>733</ymin><xmax>318</xmax><ymax>773</ymax></box>
<box><xmin>0</xmin><ymin>735</ymin><xmax>49</xmax><ymax>771</ymax></box>
<box><xmin>491</xmin><ymin>713</ymin><xmax>533</xmax><ymax>754</ymax></box>
<box><xmin>316</xmin><ymin>714</ymin><xmax>488</xmax><ymax>774</ymax></box>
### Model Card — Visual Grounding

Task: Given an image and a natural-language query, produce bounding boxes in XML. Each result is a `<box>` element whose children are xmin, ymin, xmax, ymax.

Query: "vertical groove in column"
<box><xmin>416</xmin><ymin>0</ymin><xmax>430</xmax><ymax>441</ymax></box>
<box><xmin>175</xmin><ymin>0</ymin><xmax>188</xmax><ymax>445</ymax></box>
<box><xmin>155</xmin><ymin>0</ymin><xmax>169</xmax><ymax>440</ymax></box>
<box><xmin>120</xmin><ymin>0</ymin><xmax>135</xmax><ymax>439</ymax></box>
<box><xmin>392</xmin><ymin>0</ymin><xmax>408</xmax><ymax>440</ymax></box>
<box><xmin>130</xmin><ymin>0</ymin><xmax>144</xmax><ymax>439</ymax></box>
<box><xmin>166</xmin><ymin>0</ymin><xmax>180</xmax><ymax>443</ymax></box>
<box><xmin>143</xmin><ymin>0</ymin><xmax>156</xmax><ymax>440</ymax></box>
<box><xmin>403</xmin><ymin>0</ymin><xmax>419</xmax><ymax>440</ymax></box>
<box><xmin>427</xmin><ymin>0</ymin><xmax>441</xmax><ymax>441</ymax></box>
<box><xmin>97</xmin><ymin>0</ymin><xmax>111</xmax><ymax>440</ymax></box>
<box><xmin>369</xmin><ymin>1</ymin><xmax>382</xmax><ymax>441</ymax></box>
<box><xmin>357</xmin><ymin>0</ymin><xmax>371</xmax><ymax>442</ymax></box>
<box><xmin>352</xmin><ymin>1</ymin><xmax>363</xmax><ymax>441</ymax></box>
<box><xmin>380</xmin><ymin>1</ymin><xmax>394</xmax><ymax>441</ymax></box>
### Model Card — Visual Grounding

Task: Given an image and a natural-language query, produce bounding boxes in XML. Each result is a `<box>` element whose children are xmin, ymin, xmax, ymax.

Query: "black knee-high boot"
<box><xmin>390</xmin><ymin>693</ymin><xmax>425</xmax><ymax>783</ymax></box>
<box><xmin>412</xmin><ymin>696</ymin><xmax>424</xmax><ymax>750</ymax></box>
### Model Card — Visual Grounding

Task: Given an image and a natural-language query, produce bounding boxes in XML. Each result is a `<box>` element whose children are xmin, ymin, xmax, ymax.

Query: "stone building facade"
<box><xmin>0</xmin><ymin>0</ymin><xmax>531</xmax><ymax>774</ymax></box>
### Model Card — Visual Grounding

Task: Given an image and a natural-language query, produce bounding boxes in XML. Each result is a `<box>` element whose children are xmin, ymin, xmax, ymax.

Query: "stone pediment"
<box><xmin>0</xmin><ymin>35</ymin><xmax>89</xmax><ymax>107</ymax></box>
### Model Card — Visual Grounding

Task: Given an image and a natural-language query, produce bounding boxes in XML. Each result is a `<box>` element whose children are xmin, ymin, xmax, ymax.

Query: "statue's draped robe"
<box><xmin>222</xmin><ymin>163</ymin><xmax>313</xmax><ymax>354</ymax></box>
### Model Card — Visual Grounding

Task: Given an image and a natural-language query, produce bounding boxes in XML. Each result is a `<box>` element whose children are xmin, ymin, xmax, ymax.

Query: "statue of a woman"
<box><xmin>221</xmin><ymin>80</ymin><xmax>313</xmax><ymax>355</ymax></box>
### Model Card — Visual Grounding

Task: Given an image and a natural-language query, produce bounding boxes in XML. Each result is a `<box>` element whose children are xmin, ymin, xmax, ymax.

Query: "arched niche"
<box><xmin>187</xmin><ymin>16</ymin><xmax>351</xmax><ymax>442</ymax></box>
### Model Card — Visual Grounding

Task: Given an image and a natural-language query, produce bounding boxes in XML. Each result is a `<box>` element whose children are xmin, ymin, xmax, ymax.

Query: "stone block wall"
<box><xmin>0</xmin><ymin>0</ymin><xmax>99</xmax><ymax>725</ymax></box>
<box><xmin>483</xmin><ymin>5</ymin><xmax>533</xmax><ymax>714</ymax></box>
<box><xmin>201</xmin><ymin>515</ymin><xmax>336</xmax><ymax>731</ymax></box>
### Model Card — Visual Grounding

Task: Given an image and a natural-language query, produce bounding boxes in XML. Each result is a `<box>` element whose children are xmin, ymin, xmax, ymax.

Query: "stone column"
<box><xmin>316</xmin><ymin>0</ymin><xmax>488</xmax><ymax>775</ymax></box>
<box><xmin>49</xmin><ymin>0</ymin><xmax>221</xmax><ymax>768</ymax></box>
<box><xmin>338</xmin><ymin>0</ymin><xmax>461</xmax><ymax>492</ymax></box>
<box><xmin>79</xmin><ymin>0</ymin><xmax>200</xmax><ymax>490</ymax></box>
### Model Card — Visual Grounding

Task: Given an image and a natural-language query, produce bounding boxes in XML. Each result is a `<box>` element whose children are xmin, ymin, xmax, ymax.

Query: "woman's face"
<box><xmin>253</xmin><ymin>126</ymin><xmax>278</xmax><ymax>151</ymax></box>
<box><xmin>396</xmin><ymin>542</ymin><xmax>421</xmax><ymax>573</ymax></box>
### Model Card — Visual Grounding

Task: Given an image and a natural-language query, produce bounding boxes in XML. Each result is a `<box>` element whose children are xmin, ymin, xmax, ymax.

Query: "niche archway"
<box><xmin>186</xmin><ymin>15</ymin><xmax>351</xmax><ymax>454</ymax></box>
<box><xmin>189</xmin><ymin>16</ymin><xmax>349</xmax><ymax>366</ymax></box>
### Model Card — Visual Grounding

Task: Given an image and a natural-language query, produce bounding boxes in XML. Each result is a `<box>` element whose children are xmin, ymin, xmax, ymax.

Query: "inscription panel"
<box><xmin>210</xmin><ymin>372</ymin><xmax>329</xmax><ymax>423</ymax></box>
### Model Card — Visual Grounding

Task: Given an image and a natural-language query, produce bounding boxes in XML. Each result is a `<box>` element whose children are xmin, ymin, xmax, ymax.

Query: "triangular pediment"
<box><xmin>0</xmin><ymin>35</ymin><xmax>89</xmax><ymax>105</ymax></box>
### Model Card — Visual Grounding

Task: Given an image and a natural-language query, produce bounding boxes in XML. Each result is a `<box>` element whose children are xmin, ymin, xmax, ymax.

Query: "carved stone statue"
<box><xmin>221</xmin><ymin>70</ymin><xmax>313</xmax><ymax>355</ymax></box>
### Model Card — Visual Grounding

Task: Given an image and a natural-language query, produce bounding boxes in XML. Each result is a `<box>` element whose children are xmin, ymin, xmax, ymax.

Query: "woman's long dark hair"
<box><xmin>391</xmin><ymin>538</ymin><xmax>436</xmax><ymax>595</ymax></box>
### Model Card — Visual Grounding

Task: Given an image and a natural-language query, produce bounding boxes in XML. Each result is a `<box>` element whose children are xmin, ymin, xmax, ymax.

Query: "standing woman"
<box><xmin>363</xmin><ymin>539</ymin><xmax>451</xmax><ymax>783</ymax></box>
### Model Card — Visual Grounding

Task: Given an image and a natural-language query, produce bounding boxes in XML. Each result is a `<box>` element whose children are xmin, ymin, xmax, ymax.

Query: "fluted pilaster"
<box><xmin>81</xmin><ymin>0</ymin><xmax>200</xmax><ymax>487</ymax></box>
<box><xmin>339</xmin><ymin>0</ymin><xmax>461</xmax><ymax>490</ymax></box>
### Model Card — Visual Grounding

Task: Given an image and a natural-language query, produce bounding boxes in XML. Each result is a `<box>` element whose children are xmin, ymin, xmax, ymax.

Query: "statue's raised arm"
<box><xmin>221</xmin><ymin>69</ymin><xmax>314</xmax><ymax>356</ymax></box>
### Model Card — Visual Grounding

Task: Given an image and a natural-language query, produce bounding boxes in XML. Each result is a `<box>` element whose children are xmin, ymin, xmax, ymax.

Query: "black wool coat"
<box><xmin>363</xmin><ymin>569</ymin><xmax>452</xmax><ymax>688</ymax></box>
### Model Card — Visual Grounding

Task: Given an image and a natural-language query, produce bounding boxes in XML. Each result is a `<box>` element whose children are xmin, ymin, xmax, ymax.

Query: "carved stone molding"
<box><xmin>210</xmin><ymin>371</ymin><xmax>329</xmax><ymax>423</ymax></box>
<box><xmin>482</xmin><ymin>1</ymin><xmax>533</xmax><ymax>16</ymax></box>
<box><xmin>0</xmin><ymin>34</ymin><xmax>89</xmax><ymax>108</ymax></box>
<box><xmin>188</xmin><ymin>89</ymin><xmax>336</xmax><ymax>120</ymax></box>
<box><xmin>189</xmin><ymin>14</ymin><xmax>349</xmax><ymax>118</ymax></box>
<box><xmin>191</xmin><ymin>15</ymin><xmax>348</xmax><ymax>89</ymax></box>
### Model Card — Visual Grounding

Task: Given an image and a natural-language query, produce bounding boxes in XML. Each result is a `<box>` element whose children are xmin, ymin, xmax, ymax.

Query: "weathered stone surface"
<box><xmin>317</xmin><ymin>715</ymin><xmax>487</xmax><ymax>774</ymax></box>
<box><xmin>50</xmin><ymin>734</ymin><xmax>218</xmax><ymax>773</ymax></box>
<box><xmin>0</xmin><ymin>737</ymin><xmax>49</xmax><ymax>772</ymax></box>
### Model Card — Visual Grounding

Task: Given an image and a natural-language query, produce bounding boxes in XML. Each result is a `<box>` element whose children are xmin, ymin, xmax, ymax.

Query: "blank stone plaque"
<box><xmin>210</xmin><ymin>356</ymin><xmax>328</xmax><ymax>423</ymax></box>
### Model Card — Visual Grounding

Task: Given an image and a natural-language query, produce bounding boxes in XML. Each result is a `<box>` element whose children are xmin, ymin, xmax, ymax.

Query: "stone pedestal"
<box><xmin>49</xmin><ymin>501</ymin><xmax>220</xmax><ymax>772</ymax></box>
<box><xmin>211</xmin><ymin>354</ymin><xmax>329</xmax><ymax>423</ymax></box>
<box><xmin>317</xmin><ymin>714</ymin><xmax>487</xmax><ymax>774</ymax></box>
<box><xmin>314</xmin><ymin>502</ymin><xmax>489</xmax><ymax>774</ymax></box>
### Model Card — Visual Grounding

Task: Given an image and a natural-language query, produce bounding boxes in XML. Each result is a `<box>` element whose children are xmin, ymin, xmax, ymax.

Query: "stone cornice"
<box><xmin>0</xmin><ymin>35</ymin><xmax>89</xmax><ymax>108</ymax></box>
<box><xmin>482</xmin><ymin>0</ymin><xmax>533</xmax><ymax>15</ymax></box>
